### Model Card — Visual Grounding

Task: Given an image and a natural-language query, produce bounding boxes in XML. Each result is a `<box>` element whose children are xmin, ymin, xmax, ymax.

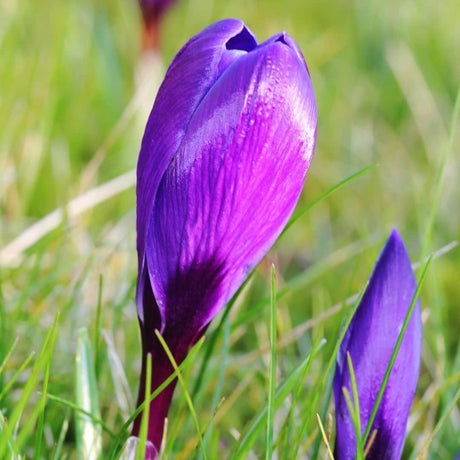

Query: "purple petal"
<box><xmin>260</xmin><ymin>32</ymin><xmax>310</xmax><ymax>75</ymax></box>
<box><xmin>136</xmin><ymin>19</ymin><xmax>257</xmax><ymax>321</ymax></box>
<box><xmin>144</xmin><ymin>36</ymin><xmax>317</xmax><ymax>348</ymax></box>
<box><xmin>333</xmin><ymin>229</ymin><xmax>422</xmax><ymax>459</ymax></box>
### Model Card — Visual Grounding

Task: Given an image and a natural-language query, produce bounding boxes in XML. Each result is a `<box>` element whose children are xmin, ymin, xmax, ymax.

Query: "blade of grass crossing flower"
<box><xmin>363</xmin><ymin>429</ymin><xmax>377</xmax><ymax>457</ymax></box>
<box><xmin>0</xmin><ymin>314</ymin><xmax>59</xmax><ymax>459</ymax></box>
<box><xmin>346</xmin><ymin>352</ymin><xmax>364</xmax><ymax>458</ymax></box>
<box><xmin>346</xmin><ymin>352</ymin><xmax>361</xmax><ymax>442</ymax></box>
<box><xmin>109</xmin><ymin>336</ymin><xmax>206</xmax><ymax>459</ymax></box>
<box><xmin>316</xmin><ymin>414</ymin><xmax>334</xmax><ymax>459</ymax></box>
<box><xmin>421</xmin><ymin>86</ymin><xmax>460</xmax><ymax>260</ymax></box>
<box><xmin>341</xmin><ymin>387</ymin><xmax>364</xmax><ymax>459</ymax></box>
<box><xmin>232</xmin><ymin>341</ymin><xmax>326</xmax><ymax>460</ymax></box>
<box><xmin>75</xmin><ymin>327</ymin><xmax>102</xmax><ymax>459</ymax></box>
<box><xmin>162</xmin><ymin>339</ymin><xmax>206</xmax><ymax>458</ymax></box>
<box><xmin>154</xmin><ymin>330</ymin><xmax>208</xmax><ymax>460</ymax></box>
<box><xmin>160</xmin><ymin>417</ymin><xmax>168</xmax><ymax>458</ymax></box>
<box><xmin>282</xmin><ymin>164</ymin><xmax>377</xmax><ymax>235</ymax></box>
<box><xmin>363</xmin><ymin>255</ymin><xmax>433</xmax><ymax>445</ymax></box>
<box><xmin>136</xmin><ymin>353</ymin><xmax>152</xmax><ymax>460</ymax></box>
<box><xmin>266</xmin><ymin>265</ymin><xmax>277</xmax><ymax>460</ymax></box>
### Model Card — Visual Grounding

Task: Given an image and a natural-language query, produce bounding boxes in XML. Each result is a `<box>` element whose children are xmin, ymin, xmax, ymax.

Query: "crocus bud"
<box><xmin>133</xmin><ymin>19</ymin><xmax>317</xmax><ymax>452</ymax></box>
<box><xmin>138</xmin><ymin>0</ymin><xmax>178</xmax><ymax>50</ymax></box>
<box><xmin>333</xmin><ymin>229</ymin><xmax>422</xmax><ymax>459</ymax></box>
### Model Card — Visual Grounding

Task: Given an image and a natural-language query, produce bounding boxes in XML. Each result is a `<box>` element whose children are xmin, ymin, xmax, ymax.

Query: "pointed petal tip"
<box><xmin>389</xmin><ymin>227</ymin><xmax>401</xmax><ymax>240</ymax></box>
<box><xmin>381</xmin><ymin>228</ymin><xmax>413</xmax><ymax>274</ymax></box>
<box><xmin>387</xmin><ymin>228</ymin><xmax>405</xmax><ymax>249</ymax></box>
<box><xmin>224</xmin><ymin>21</ymin><xmax>257</xmax><ymax>51</ymax></box>
<box><xmin>211</xmin><ymin>19</ymin><xmax>255</xmax><ymax>44</ymax></box>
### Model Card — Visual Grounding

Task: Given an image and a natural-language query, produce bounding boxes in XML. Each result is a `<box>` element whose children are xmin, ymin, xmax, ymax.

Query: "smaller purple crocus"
<box><xmin>137</xmin><ymin>0</ymin><xmax>179</xmax><ymax>50</ymax></box>
<box><xmin>333</xmin><ymin>229</ymin><xmax>422</xmax><ymax>459</ymax></box>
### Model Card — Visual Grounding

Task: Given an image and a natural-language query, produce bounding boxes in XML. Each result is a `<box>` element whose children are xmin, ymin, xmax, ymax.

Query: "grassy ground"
<box><xmin>1</xmin><ymin>0</ymin><xmax>459</xmax><ymax>458</ymax></box>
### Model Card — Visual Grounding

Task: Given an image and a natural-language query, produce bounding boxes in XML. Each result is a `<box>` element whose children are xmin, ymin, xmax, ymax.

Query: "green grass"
<box><xmin>1</xmin><ymin>0</ymin><xmax>459</xmax><ymax>458</ymax></box>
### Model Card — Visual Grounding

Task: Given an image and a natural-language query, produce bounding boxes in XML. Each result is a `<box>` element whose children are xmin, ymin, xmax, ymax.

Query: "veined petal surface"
<box><xmin>333</xmin><ymin>229</ymin><xmax>422</xmax><ymax>459</ymax></box>
<box><xmin>145</xmin><ymin>36</ymin><xmax>317</xmax><ymax>348</ymax></box>
<box><xmin>136</xmin><ymin>19</ymin><xmax>257</xmax><ymax>319</ymax></box>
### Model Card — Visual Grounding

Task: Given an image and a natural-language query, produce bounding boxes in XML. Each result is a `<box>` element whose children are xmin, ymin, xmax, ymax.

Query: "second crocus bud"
<box><xmin>133</xmin><ymin>19</ymin><xmax>317</xmax><ymax>453</ymax></box>
<box><xmin>333</xmin><ymin>229</ymin><xmax>422</xmax><ymax>459</ymax></box>
<box><xmin>137</xmin><ymin>0</ymin><xmax>179</xmax><ymax>50</ymax></box>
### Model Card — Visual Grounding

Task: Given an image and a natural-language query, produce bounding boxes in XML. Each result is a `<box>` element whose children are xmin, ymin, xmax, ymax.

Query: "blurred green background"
<box><xmin>1</xmin><ymin>0</ymin><xmax>459</xmax><ymax>457</ymax></box>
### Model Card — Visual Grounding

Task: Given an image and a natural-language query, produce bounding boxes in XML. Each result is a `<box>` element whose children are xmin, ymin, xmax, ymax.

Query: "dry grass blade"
<box><xmin>0</xmin><ymin>170</ymin><xmax>136</xmax><ymax>266</ymax></box>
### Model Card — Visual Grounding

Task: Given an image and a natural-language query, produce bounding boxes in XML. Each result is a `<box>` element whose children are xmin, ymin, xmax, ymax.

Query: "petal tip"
<box><xmin>225</xmin><ymin>23</ymin><xmax>257</xmax><ymax>52</ymax></box>
<box><xmin>388</xmin><ymin>228</ymin><xmax>403</xmax><ymax>247</ymax></box>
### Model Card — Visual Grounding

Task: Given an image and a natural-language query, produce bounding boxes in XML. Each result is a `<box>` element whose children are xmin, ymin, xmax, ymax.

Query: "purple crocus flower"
<box><xmin>133</xmin><ymin>19</ymin><xmax>317</xmax><ymax>452</ymax></box>
<box><xmin>333</xmin><ymin>230</ymin><xmax>422</xmax><ymax>459</ymax></box>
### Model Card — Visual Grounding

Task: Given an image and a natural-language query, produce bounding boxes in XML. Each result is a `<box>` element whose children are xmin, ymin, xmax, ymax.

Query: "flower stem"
<box><xmin>132</xmin><ymin>341</ymin><xmax>179</xmax><ymax>455</ymax></box>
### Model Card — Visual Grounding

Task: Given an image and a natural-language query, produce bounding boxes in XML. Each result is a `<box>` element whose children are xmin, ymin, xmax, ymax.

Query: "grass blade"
<box><xmin>46</xmin><ymin>393</ymin><xmax>115</xmax><ymax>438</ymax></box>
<box><xmin>233</xmin><ymin>341</ymin><xmax>325</xmax><ymax>460</ymax></box>
<box><xmin>136</xmin><ymin>353</ymin><xmax>152</xmax><ymax>460</ymax></box>
<box><xmin>0</xmin><ymin>337</ymin><xmax>19</xmax><ymax>376</ymax></box>
<box><xmin>421</xmin><ymin>85</ymin><xmax>460</xmax><ymax>259</ymax></box>
<box><xmin>34</xmin><ymin>351</ymin><xmax>51</xmax><ymax>459</ymax></box>
<box><xmin>415</xmin><ymin>387</ymin><xmax>460</xmax><ymax>459</ymax></box>
<box><xmin>94</xmin><ymin>274</ymin><xmax>104</xmax><ymax>377</ymax></box>
<box><xmin>266</xmin><ymin>265</ymin><xmax>277</xmax><ymax>460</ymax></box>
<box><xmin>75</xmin><ymin>327</ymin><xmax>102</xmax><ymax>459</ymax></box>
<box><xmin>202</xmin><ymin>311</ymin><xmax>231</xmax><ymax>456</ymax></box>
<box><xmin>192</xmin><ymin>293</ymin><xmax>241</xmax><ymax>397</ymax></box>
<box><xmin>0</xmin><ymin>314</ymin><xmax>59</xmax><ymax>459</ymax></box>
<box><xmin>52</xmin><ymin>408</ymin><xmax>71</xmax><ymax>460</ymax></box>
<box><xmin>345</xmin><ymin>352</ymin><xmax>364</xmax><ymax>458</ymax></box>
<box><xmin>109</xmin><ymin>336</ymin><xmax>206</xmax><ymax>459</ymax></box>
<box><xmin>0</xmin><ymin>352</ymin><xmax>35</xmax><ymax>402</ymax></box>
<box><xmin>155</xmin><ymin>330</ymin><xmax>208</xmax><ymax>460</ymax></box>
<box><xmin>316</xmin><ymin>414</ymin><xmax>334</xmax><ymax>460</ymax></box>
<box><xmin>309</xmin><ymin>285</ymin><xmax>367</xmax><ymax>460</ymax></box>
<box><xmin>282</xmin><ymin>164</ymin><xmax>377</xmax><ymax>235</ymax></box>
